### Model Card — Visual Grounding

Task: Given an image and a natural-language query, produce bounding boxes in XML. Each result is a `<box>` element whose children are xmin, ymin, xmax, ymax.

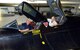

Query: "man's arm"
<box><xmin>19</xmin><ymin>28</ymin><xmax>33</xmax><ymax>33</ymax></box>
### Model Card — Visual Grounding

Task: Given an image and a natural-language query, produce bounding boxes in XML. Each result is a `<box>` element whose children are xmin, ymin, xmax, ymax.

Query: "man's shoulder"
<box><xmin>22</xmin><ymin>23</ymin><xmax>27</xmax><ymax>26</ymax></box>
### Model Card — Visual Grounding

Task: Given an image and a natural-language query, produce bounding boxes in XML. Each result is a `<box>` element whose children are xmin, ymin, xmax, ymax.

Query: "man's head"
<box><xmin>51</xmin><ymin>16</ymin><xmax>56</xmax><ymax>21</ymax></box>
<box><xmin>26</xmin><ymin>19</ymin><xmax>33</xmax><ymax>25</ymax></box>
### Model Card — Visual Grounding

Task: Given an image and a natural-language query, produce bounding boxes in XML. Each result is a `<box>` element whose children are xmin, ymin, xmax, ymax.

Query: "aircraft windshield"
<box><xmin>23</xmin><ymin>4</ymin><xmax>37</xmax><ymax>17</ymax></box>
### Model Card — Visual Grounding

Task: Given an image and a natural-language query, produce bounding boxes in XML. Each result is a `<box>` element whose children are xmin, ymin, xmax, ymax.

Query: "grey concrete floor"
<box><xmin>0</xmin><ymin>15</ymin><xmax>29</xmax><ymax>27</ymax></box>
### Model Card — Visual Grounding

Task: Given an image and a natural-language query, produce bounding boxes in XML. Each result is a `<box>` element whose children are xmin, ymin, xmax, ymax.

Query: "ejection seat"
<box><xmin>47</xmin><ymin>0</ymin><xmax>67</xmax><ymax>25</ymax></box>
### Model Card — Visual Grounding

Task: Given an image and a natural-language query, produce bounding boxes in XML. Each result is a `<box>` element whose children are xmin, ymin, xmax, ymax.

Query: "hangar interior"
<box><xmin>0</xmin><ymin>0</ymin><xmax>80</xmax><ymax>26</ymax></box>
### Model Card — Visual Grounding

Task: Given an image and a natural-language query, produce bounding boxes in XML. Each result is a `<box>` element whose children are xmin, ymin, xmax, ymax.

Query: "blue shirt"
<box><xmin>19</xmin><ymin>23</ymin><xmax>33</xmax><ymax>30</ymax></box>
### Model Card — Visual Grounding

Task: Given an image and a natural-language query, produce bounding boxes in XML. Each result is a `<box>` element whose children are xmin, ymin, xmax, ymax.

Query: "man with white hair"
<box><xmin>43</xmin><ymin>16</ymin><xmax>58</xmax><ymax>27</ymax></box>
<box><xmin>47</xmin><ymin>16</ymin><xmax>58</xmax><ymax>27</ymax></box>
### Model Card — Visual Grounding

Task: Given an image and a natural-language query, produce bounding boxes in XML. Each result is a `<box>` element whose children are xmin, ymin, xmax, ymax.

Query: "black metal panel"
<box><xmin>40</xmin><ymin>17</ymin><xmax>80</xmax><ymax>50</ymax></box>
<box><xmin>0</xmin><ymin>28</ymin><xmax>26</xmax><ymax>50</ymax></box>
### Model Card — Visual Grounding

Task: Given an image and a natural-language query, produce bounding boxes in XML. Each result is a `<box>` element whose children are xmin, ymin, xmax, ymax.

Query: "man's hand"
<box><xmin>19</xmin><ymin>29</ymin><xmax>25</xmax><ymax>33</ymax></box>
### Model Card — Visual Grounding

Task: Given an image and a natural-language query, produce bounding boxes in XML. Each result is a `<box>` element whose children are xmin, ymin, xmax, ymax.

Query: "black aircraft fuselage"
<box><xmin>0</xmin><ymin>0</ymin><xmax>80</xmax><ymax>50</ymax></box>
